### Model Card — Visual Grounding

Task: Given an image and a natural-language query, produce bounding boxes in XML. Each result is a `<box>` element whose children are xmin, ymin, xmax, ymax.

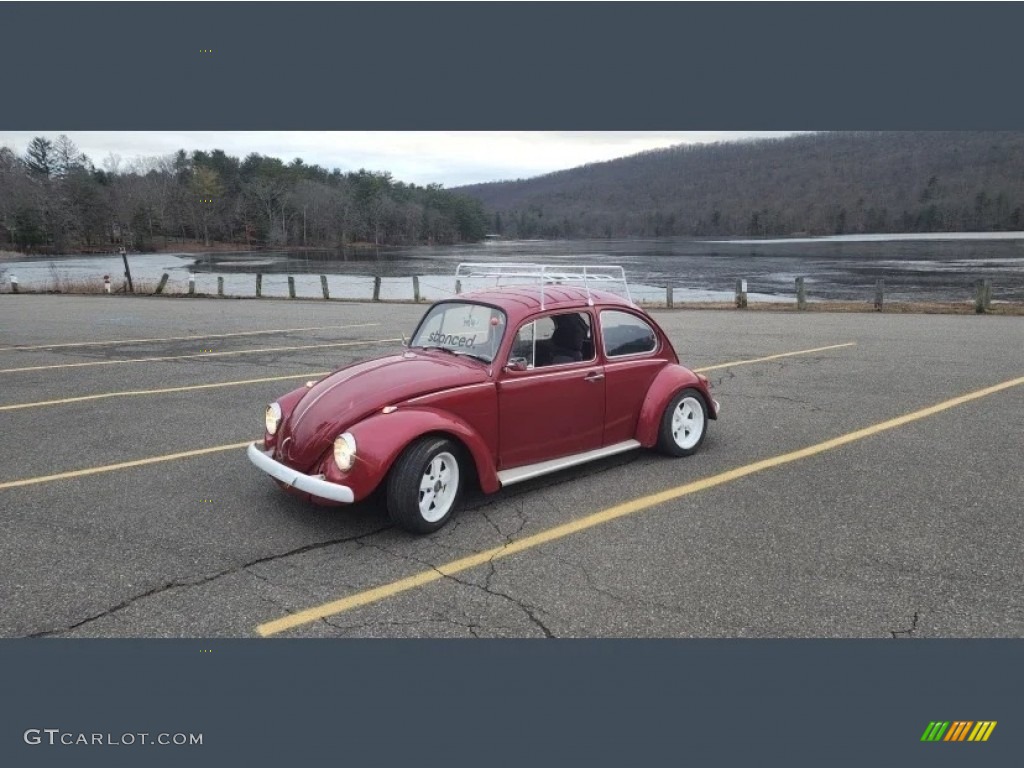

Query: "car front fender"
<box><xmin>328</xmin><ymin>406</ymin><xmax>500</xmax><ymax>499</ymax></box>
<box><xmin>262</xmin><ymin>385</ymin><xmax>308</xmax><ymax>451</ymax></box>
<box><xmin>634</xmin><ymin>365</ymin><xmax>717</xmax><ymax>448</ymax></box>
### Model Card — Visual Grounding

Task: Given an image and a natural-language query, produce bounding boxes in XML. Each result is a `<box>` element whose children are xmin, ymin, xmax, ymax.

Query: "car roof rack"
<box><xmin>455</xmin><ymin>262</ymin><xmax>633</xmax><ymax>310</ymax></box>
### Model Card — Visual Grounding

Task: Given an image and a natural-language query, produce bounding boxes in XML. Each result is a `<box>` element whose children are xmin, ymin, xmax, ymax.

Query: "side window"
<box><xmin>511</xmin><ymin>312</ymin><xmax>594</xmax><ymax>369</ymax></box>
<box><xmin>600</xmin><ymin>310</ymin><xmax>658</xmax><ymax>357</ymax></box>
<box><xmin>535</xmin><ymin>316</ymin><xmax>555</xmax><ymax>344</ymax></box>
<box><xmin>510</xmin><ymin>321</ymin><xmax>536</xmax><ymax>368</ymax></box>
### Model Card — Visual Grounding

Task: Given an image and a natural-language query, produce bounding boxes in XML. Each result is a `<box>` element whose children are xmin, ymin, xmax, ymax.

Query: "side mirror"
<box><xmin>505</xmin><ymin>357</ymin><xmax>529</xmax><ymax>373</ymax></box>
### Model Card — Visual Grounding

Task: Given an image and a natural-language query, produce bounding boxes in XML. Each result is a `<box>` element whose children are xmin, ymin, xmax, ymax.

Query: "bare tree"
<box><xmin>102</xmin><ymin>152</ymin><xmax>123</xmax><ymax>175</ymax></box>
<box><xmin>52</xmin><ymin>135</ymin><xmax>88</xmax><ymax>177</ymax></box>
<box><xmin>245</xmin><ymin>178</ymin><xmax>285</xmax><ymax>245</ymax></box>
<box><xmin>191</xmin><ymin>166</ymin><xmax>223</xmax><ymax>246</ymax></box>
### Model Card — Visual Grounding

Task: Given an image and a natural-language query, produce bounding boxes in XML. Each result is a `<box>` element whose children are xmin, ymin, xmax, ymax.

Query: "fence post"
<box><xmin>735</xmin><ymin>278</ymin><xmax>747</xmax><ymax>309</ymax></box>
<box><xmin>320</xmin><ymin>275</ymin><xmax>330</xmax><ymax>300</ymax></box>
<box><xmin>155</xmin><ymin>273</ymin><xmax>169</xmax><ymax>294</ymax></box>
<box><xmin>666</xmin><ymin>286</ymin><xmax>674</xmax><ymax>309</ymax></box>
<box><xmin>412</xmin><ymin>275</ymin><xmax>420</xmax><ymax>302</ymax></box>
<box><xmin>975</xmin><ymin>279</ymin><xmax>992</xmax><ymax>313</ymax></box>
<box><xmin>188</xmin><ymin>273</ymin><xmax>196</xmax><ymax>295</ymax></box>
<box><xmin>455</xmin><ymin>279</ymin><xmax>462</xmax><ymax>295</ymax></box>
<box><xmin>874</xmin><ymin>279</ymin><xmax>884</xmax><ymax>311</ymax></box>
<box><xmin>796</xmin><ymin>277</ymin><xmax>806</xmax><ymax>310</ymax></box>
<box><xmin>217</xmin><ymin>276</ymin><xmax>224</xmax><ymax>297</ymax></box>
<box><xmin>372</xmin><ymin>276</ymin><xmax>381</xmax><ymax>302</ymax></box>
<box><xmin>10</xmin><ymin>275</ymin><xmax>18</xmax><ymax>294</ymax></box>
<box><xmin>974</xmin><ymin>280</ymin><xmax>986</xmax><ymax>313</ymax></box>
<box><xmin>256</xmin><ymin>274</ymin><xmax>263</xmax><ymax>298</ymax></box>
<box><xmin>120</xmin><ymin>248</ymin><xmax>134</xmax><ymax>293</ymax></box>
<box><xmin>287</xmin><ymin>276</ymin><xmax>296</xmax><ymax>298</ymax></box>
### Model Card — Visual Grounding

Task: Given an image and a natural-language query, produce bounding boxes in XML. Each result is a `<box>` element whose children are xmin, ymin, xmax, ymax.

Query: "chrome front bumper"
<box><xmin>246</xmin><ymin>442</ymin><xmax>354</xmax><ymax>503</ymax></box>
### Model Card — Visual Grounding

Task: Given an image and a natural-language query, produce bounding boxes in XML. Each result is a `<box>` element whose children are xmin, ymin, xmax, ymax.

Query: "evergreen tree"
<box><xmin>25</xmin><ymin>137</ymin><xmax>55</xmax><ymax>177</ymax></box>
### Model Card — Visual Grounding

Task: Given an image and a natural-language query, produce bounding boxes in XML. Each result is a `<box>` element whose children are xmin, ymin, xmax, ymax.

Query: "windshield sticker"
<box><xmin>428</xmin><ymin>331</ymin><xmax>481</xmax><ymax>347</ymax></box>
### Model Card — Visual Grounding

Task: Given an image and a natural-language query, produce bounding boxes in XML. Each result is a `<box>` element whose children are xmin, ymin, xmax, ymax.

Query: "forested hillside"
<box><xmin>458</xmin><ymin>132</ymin><xmax>1024</xmax><ymax>239</ymax></box>
<box><xmin>0</xmin><ymin>137</ymin><xmax>488</xmax><ymax>253</ymax></box>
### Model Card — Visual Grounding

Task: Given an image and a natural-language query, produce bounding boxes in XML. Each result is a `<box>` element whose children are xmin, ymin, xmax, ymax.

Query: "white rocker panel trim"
<box><xmin>497</xmin><ymin>439</ymin><xmax>641</xmax><ymax>487</ymax></box>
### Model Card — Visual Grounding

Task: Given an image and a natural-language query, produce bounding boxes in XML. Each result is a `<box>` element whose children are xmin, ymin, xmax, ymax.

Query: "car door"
<box><xmin>497</xmin><ymin>311</ymin><xmax>605</xmax><ymax>469</ymax></box>
<box><xmin>599</xmin><ymin>309</ymin><xmax>666</xmax><ymax>445</ymax></box>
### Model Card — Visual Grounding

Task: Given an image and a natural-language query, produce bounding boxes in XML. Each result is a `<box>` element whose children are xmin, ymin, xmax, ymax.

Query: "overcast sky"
<box><xmin>0</xmin><ymin>131</ymin><xmax>803</xmax><ymax>187</ymax></box>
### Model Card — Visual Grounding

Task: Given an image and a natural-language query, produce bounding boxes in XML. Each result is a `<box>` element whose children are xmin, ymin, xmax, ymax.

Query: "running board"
<box><xmin>497</xmin><ymin>440</ymin><xmax>642</xmax><ymax>487</ymax></box>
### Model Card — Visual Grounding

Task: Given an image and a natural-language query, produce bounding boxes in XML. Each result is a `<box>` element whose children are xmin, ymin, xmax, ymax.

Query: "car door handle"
<box><xmin>584</xmin><ymin>371</ymin><xmax>605</xmax><ymax>382</ymax></box>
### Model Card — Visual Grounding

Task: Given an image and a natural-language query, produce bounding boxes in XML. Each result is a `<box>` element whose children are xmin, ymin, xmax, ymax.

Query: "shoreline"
<box><xmin>0</xmin><ymin>242</ymin><xmax>392</xmax><ymax>261</ymax></box>
<box><xmin>2</xmin><ymin>289</ymin><xmax>1021</xmax><ymax>316</ymax></box>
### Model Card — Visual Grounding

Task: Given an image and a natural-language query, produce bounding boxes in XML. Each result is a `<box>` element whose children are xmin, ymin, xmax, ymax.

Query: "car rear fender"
<box><xmin>342</xmin><ymin>407</ymin><xmax>500</xmax><ymax>496</ymax></box>
<box><xmin>634</xmin><ymin>365</ymin><xmax>717</xmax><ymax>448</ymax></box>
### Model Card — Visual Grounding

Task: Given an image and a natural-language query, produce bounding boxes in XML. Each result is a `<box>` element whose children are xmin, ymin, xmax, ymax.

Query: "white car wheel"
<box><xmin>418</xmin><ymin>451</ymin><xmax>460</xmax><ymax>523</ymax></box>
<box><xmin>671</xmin><ymin>396</ymin><xmax>705</xmax><ymax>450</ymax></box>
<box><xmin>656</xmin><ymin>388</ymin><xmax>709</xmax><ymax>457</ymax></box>
<box><xmin>387</xmin><ymin>438</ymin><xmax>465</xmax><ymax>533</ymax></box>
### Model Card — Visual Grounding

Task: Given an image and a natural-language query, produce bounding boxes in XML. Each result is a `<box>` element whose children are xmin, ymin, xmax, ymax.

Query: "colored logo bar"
<box><xmin>921</xmin><ymin>721</ymin><xmax>997</xmax><ymax>742</ymax></box>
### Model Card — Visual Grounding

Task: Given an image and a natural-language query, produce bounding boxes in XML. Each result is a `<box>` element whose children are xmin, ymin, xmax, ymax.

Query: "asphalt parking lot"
<box><xmin>1</xmin><ymin>294</ymin><xmax>1022</xmax><ymax>638</ymax></box>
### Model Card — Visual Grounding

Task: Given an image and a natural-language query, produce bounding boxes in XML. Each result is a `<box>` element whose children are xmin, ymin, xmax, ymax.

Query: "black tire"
<box><xmin>386</xmin><ymin>437</ymin><xmax>464</xmax><ymax>534</ymax></box>
<box><xmin>656</xmin><ymin>388</ymin><xmax>709</xmax><ymax>457</ymax></box>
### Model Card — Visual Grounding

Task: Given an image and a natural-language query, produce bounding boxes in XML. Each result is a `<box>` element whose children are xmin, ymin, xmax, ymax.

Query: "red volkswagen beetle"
<box><xmin>247</xmin><ymin>265</ymin><xmax>719</xmax><ymax>533</ymax></box>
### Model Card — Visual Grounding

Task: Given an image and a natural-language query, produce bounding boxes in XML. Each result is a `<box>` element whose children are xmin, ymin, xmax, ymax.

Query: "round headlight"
<box><xmin>265</xmin><ymin>402</ymin><xmax>282</xmax><ymax>435</ymax></box>
<box><xmin>333</xmin><ymin>433</ymin><xmax>357</xmax><ymax>471</ymax></box>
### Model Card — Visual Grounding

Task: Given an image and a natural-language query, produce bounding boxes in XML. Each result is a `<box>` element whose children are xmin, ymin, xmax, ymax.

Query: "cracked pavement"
<box><xmin>1</xmin><ymin>295</ymin><xmax>1022</xmax><ymax>638</ymax></box>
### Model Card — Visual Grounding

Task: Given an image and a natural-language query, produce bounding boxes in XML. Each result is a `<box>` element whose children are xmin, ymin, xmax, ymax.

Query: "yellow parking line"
<box><xmin>0</xmin><ymin>441</ymin><xmax>253</xmax><ymax>491</ymax></box>
<box><xmin>0</xmin><ymin>341</ymin><xmax>860</xmax><ymax>479</ymax></box>
<box><xmin>0</xmin><ymin>372</ymin><xmax>333</xmax><ymax>412</ymax></box>
<box><xmin>256</xmin><ymin>372</ymin><xmax>1024</xmax><ymax>636</ymax></box>
<box><xmin>0</xmin><ymin>342</ymin><xmax>857</xmax><ymax>479</ymax></box>
<box><xmin>0</xmin><ymin>341</ymin><xmax>855</xmax><ymax>408</ymax></box>
<box><xmin>693</xmin><ymin>342</ymin><xmax>857</xmax><ymax>372</ymax></box>
<box><xmin>0</xmin><ymin>323</ymin><xmax>379</xmax><ymax>352</ymax></box>
<box><xmin>0</xmin><ymin>338</ymin><xmax>403</xmax><ymax>374</ymax></box>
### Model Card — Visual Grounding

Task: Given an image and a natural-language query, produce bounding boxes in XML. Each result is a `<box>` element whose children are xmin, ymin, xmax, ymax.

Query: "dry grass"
<box><xmin>0</xmin><ymin>275</ymin><xmax>165</xmax><ymax>295</ymax></box>
<box><xmin>48</xmin><ymin>275</ymin><xmax>109</xmax><ymax>294</ymax></box>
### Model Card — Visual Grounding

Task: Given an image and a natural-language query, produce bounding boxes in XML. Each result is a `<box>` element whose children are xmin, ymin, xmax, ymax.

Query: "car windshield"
<box><xmin>410</xmin><ymin>302</ymin><xmax>507</xmax><ymax>363</ymax></box>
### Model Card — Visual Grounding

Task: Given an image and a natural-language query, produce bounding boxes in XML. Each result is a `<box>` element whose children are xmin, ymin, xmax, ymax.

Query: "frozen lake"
<box><xmin>3</xmin><ymin>232</ymin><xmax>1024</xmax><ymax>303</ymax></box>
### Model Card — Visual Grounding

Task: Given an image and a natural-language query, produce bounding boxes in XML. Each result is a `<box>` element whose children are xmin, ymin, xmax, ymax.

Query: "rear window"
<box><xmin>600</xmin><ymin>310</ymin><xmax>657</xmax><ymax>357</ymax></box>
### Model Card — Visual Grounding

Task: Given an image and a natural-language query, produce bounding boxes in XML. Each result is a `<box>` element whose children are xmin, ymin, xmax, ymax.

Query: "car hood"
<box><xmin>277</xmin><ymin>350</ymin><xmax>489</xmax><ymax>470</ymax></box>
